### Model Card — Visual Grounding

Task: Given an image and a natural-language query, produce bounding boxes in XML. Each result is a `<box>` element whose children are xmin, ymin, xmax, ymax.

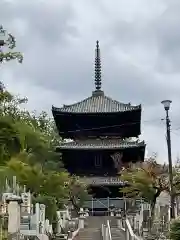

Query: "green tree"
<box><xmin>0</xmin><ymin>165</ymin><xmax>13</xmax><ymax>196</ymax></box>
<box><xmin>0</xmin><ymin>25</ymin><xmax>23</xmax><ymax>63</ymax></box>
<box><xmin>7</xmin><ymin>158</ymin><xmax>45</xmax><ymax>195</ymax></box>
<box><xmin>67</xmin><ymin>176</ymin><xmax>90</xmax><ymax>213</ymax></box>
<box><xmin>0</xmin><ymin>116</ymin><xmax>21</xmax><ymax>163</ymax></box>
<box><xmin>6</xmin><ymin>155</ymin><xmax>70</xmax><ymax>222</ymax></box>
<box><xmin>14</xmin><ymin>118</ymin><xmax>63</xmax><ymax>170</ymax></box>
<box><xmin>24</xmin><ymin>111</ymin><xmax>63</xmax><ymax>170</ymax></box>
<box><xmin>170</xmin><ymin>218</ymin><xmax>180</xmax><ymax>240</ymax></box>
<box><xmin>0</xmin><ymin>85</ymin><xmax>62</xmax><ymax>169</ymax></box>
<box><xmin>33</xmin><ymin>195</ymin><xmax>58</xmax><ymax>224</ymax></box>
<box><xmin>120</xmin><ymin>158</ymin><xmax>170</xmax><ymax>218</ymax></box>
<box><xmin>0</xmin><ymin>85</ymin><xmax>27</xmax><ymax>118</ymax></box>
<box><xmin>120</xmin><ymin>158</ymin><xmax>180</xmax><ymax>220</ymax></box>
<box><xmin>0</xmin><ymin>85</ymin><xmax>89</xmax><ymax>224</ymax></box>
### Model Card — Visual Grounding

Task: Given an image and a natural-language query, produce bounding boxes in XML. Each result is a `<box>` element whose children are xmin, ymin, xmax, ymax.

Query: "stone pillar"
<box><xmin>56</xmin><ymin>211</ymin><xmax>62</xmax><ymax>234</ymax></box>
<box><xmin>62</xmin><ymin>211</ymin><xmax>67</xmax><ymax>228</ymax></box>
<box><xmin>110</xmin><ymin>211</ymin><xmax>114</xmax><ymax>216</ymax></box>
<box><xmin>78</xmin><ymin>208</ymin><xmax>85</xmax><ymax>229</ymax></box>
<box><xmin>134</xmin><ymin>214</ymin><xmax>139</xmax><ymax>232</ymax></box>
<box><xmin>105</xmin><ymin>225</ymin><xmax>109</xmax><ymax>239</ymax></box>
<box><xmin>84</xmin><ymin>208</ymin><xmax>89</xmax><ymax>217</ymax></box>
<box><xmin>35</xmin><ymin>203</ymin><xmax>40</xmax><ymax>235</ymax></box>
<box><xmin>39</xmin><ymin>204</ymin><xmax>46</xmax><ymax>233</ymax></box>
<box><xmin>175</xmin><ymin>202</ymin><xmax>178</xmax><ymax>219</ymax></box>
<box><xmin>116</xmin><ymin>209</ymin><xmax>122</xmax><ymax>228</ymax></box>
<box><xmin>142</xmin><ymin>228</ymin><xmax>149</xmax><ymax>238</ymax></box>
<box><xmin>49</xmin><ymin>224</ymin><xmax>53</xmax><ymax>234</ymax></box>
<box><xmin>45</xmin><ymin>219</ymin><xmax>50</xmax><ymax>233</ymax></box>
<box><xmin>21</xmin><ymin>191</ymin><xmax>31</xmax><ymax>214</ymax></box>
<box><xmin>109</xmin><ymin>205</ymin><xmax>115</xmax><ymax>216</ymax></box>
<box><xmin>6</xmin><ymin>195</ymin><xmax>23</xmax><ymax>234</ymax></box>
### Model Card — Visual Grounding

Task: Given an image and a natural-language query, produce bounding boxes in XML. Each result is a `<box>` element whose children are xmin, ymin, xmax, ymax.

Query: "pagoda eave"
<box><xmin>52</xmin><ymin>106</ymin><xmax>142</xmax><ymax>139</ymax></box>
<box><xmin>52</xmin><ymin>104</ymin><xmax>141</xmax><ymax>115</ymax></box>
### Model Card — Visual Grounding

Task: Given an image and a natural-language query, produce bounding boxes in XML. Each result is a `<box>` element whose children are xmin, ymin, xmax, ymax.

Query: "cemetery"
<box><xmin>0</xmin><ymin>175</ymin><xmax>178</xmax><ymax>240</ymax></box>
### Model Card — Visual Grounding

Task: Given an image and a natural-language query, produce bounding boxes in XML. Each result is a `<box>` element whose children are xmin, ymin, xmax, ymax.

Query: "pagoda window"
<box><xmin>94</xmin><ymin>154</ymin><xmax>102</xmax><ymax>168</ymax></box>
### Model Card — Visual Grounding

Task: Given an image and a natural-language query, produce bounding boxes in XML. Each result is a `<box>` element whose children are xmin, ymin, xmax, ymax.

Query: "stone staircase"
<box><xmin>86</xmin><ymin>216</ymin><xmax>108</xmax><ymax>228</ymax></box>
<box><xmin>109</xmin><ymin>217</ymin><xmax>118</xmax><ymax>228</ymax></box>
<box><xmin>109</xmin><ymin>217</ymin><xmax>126</xmax><ymax>240</ymax></box>
<box><xmin>111</xmin><ymin>228</ymin><xmax>126</xmax><ymax>240</ymax></box>
<box><xmin>73</xmin><ymin>217</ymin><xmax>103</xmax><ymax>240</ymax></box>
<box><xmin>74</xmin><ymin>228</ymin><xmax>101</xmax><ymax>240</ymax></box>
<box><xmin>74</xmin><ymin>216</ymin><xmax>126</xmax><ymax>240</ymax></box>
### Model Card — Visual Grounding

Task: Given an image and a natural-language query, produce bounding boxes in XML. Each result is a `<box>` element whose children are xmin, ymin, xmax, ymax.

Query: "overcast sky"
<box><xmin>1</xmin><ymin>0</ymin><xmax>180</xmax><ymax>163</ymax></box>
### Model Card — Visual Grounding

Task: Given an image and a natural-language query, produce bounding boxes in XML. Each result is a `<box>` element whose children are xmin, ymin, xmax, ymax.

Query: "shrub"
<box><xmin>170</xmin><ymin>218</ymin><xmax>180</xmax><ymax>240</ymax></box>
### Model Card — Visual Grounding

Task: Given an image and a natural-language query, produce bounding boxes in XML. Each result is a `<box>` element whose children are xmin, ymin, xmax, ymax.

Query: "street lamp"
<box><xmin>0</xmin><ymin>26</ymin><xmax>6</xmax><ymax>47</ymax></box>
<box><xmin>161</xmin><ymin>100</ymin><xmax>171</xmax><ymax>111</ymax></box>
<box><xmin>161</xmin><ymin>99</ymin><xmax>175</xmax><ymax>219</ymax></box>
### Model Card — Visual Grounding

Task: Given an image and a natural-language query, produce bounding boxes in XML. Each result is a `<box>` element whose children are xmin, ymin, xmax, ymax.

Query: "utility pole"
<box><xmin>161</xmin><ymin>100</ymin><xmax>175</xmax><ymax>219</ymax></box>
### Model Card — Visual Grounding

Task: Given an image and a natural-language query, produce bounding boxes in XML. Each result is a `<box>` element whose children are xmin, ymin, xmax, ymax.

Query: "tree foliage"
<box><xmin>33</xmin><ymin>195</ymin><xmax>58</xmax><ymax>224</ymax></box>
<box><xmin>0</xmin><ymin>83</ymin><xmax>88</xmax><ymax>223</ymax></box>
<box><xmin>170</xmin><ymin>218</ymin><xmax>180</xmax><ymax>240</ymax></box>
<box><xmin>0</xmin><ymin>84</ymin><xmax>63</xmax><ymax>169</ymax></box>
<box><xmin>0</xmin><ymin>116</ymin><xmax>21</xmax><ymax>163</ymax></box>
<box><xmin>0</xmin><ymin>25</ymin><xmax>23</xmax><ymax>63</ymax></box>
<box><xmin>67</xmin><ymin>176</ymin><xmax>90</xmax><ymax>212</ymax></box>
<box><xmin>120</xmin><ymin>158</ymin><xmax>180</xmax><ymax>217</ymax></box>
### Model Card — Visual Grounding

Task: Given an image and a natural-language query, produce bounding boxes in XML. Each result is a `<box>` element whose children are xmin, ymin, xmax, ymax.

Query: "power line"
<box><xmin>58</xmin><ymin>118</ymin><xmax>162</xmax><ymax>134</ymax></box>
<box><xmin>171</xmin><ymin>131</ymin><xmax>180</xmax><ymax>137</ymax></box>
<box><xmin>172</xmin><ymin>126</ymin><xmax>180</xmax><ymax>131</ymax></box>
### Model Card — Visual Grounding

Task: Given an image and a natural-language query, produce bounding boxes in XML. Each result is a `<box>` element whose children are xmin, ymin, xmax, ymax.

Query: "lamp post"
<box><xmin>0</xmin><ymin>26</ymin><xmax>6</xmax><ymax>47</ymax></box>
<box><xmin>0</xmin><ymin>27</ymin><xmax>6</xmax><ymax>91</ymax></box>
<box><xmin>161</xmin><ymin>100</ymin><xmax>175</xmax><ymax>219</ymax></box>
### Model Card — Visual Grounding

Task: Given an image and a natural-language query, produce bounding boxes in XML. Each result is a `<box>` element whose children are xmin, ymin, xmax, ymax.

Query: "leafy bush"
<box><xmin>170</xmin><ymin>218</ymin><xmax>180</xmax><ymax>240</ymax></box>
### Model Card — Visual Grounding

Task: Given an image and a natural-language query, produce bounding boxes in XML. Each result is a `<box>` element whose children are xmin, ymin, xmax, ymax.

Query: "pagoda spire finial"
<box><xmin>94</xmin><ymin>40</ymin><xmax>102</xmax><ymax>91</ymax></box>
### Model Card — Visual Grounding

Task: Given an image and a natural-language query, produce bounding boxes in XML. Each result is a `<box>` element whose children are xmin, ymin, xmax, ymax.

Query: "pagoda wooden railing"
<box><xmin>80</xmin><ymin>176</ymin><xmax>124</xmax><ymax>185</ymax></box>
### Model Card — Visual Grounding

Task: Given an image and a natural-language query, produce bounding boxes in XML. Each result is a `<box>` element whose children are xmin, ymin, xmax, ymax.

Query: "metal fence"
<box><xmin>83</xmin><ymin>198</ymin><xmax>144</xmax><ymax>215</ymax></box>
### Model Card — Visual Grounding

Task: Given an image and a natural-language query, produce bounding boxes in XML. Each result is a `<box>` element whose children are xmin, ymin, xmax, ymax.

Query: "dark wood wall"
<box><xmin>53</xmin><ymin>110</ymin><xmax>141</xmax><ymax>139</ymax></box>
<box><xmin>62</xmin><ymin>150</ymin><xmax>116</xmax><ymax>176</ymax></box>
<box><xmin>61</xmin><ymin>148</ymin><xmax>144</xmax><ymax>176</ymax></box>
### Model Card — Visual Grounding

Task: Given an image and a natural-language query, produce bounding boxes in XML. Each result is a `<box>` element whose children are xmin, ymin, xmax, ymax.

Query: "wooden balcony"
<box><xmin>80</xmin><ymin>176</ymin><xmax>125</xmax><ymax>186</ymax></box>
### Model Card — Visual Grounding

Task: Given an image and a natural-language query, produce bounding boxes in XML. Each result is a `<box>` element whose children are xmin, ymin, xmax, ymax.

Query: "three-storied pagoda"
<box><xmin>52</xmin><ymin>41</ymin><xmax>146</xmax><ymax>203</ymax></box>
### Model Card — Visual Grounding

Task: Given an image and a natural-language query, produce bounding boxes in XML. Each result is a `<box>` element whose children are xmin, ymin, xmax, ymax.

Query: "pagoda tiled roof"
<box><xmin>52</xmin><ymin>90</ymin><xmax>141</xmax><ymax>114</ymax></box>
<box><xmin>56</xmin><ymin>138</ymin><xmax>145</xmax><ymax>150</ymax></box>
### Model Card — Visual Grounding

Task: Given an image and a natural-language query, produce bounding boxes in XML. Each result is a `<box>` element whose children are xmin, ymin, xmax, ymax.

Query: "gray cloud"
<box><xmin>1</xmin><ymin>0</ymin><xmax>180</xmax><ymax>162</ymax></box>
<box><xmin>154</xmin><ymin>1</ymin><xmax>180</xmax><ymax>73</ymax></box>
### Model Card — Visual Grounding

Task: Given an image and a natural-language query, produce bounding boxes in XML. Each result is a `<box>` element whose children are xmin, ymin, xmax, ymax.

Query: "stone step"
<box><xmin>111</xmin><ymin>228</ymin><xmax>126</xmax><ymax>240</ymax></box>
<box><xmin>86</xmin><ymin>216</ymin><xmax>117</xmax><ymax>228</ymax></box>
<box><xmin>109</xmin><ymin>218</ymin><xmax>118</xmax><ymax>228</ymax></box>
<box><xmin>74</xmin><ymin>228</ymin><xmax>101</xmax><ymax>240</ymax></box>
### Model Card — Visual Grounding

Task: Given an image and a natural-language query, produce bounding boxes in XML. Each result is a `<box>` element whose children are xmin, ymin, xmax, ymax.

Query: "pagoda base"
<box><xmin>90</xmin><ymin>185</ymin><xmax>122</xmax><ymax>198</ymax></box>
<box><xmin>83</xmin><ymin>197</ymin><xmax>125</xmax><ymax>216</ymax></box>
<box><xmin>82</xmin><ymin>185</ymin><xmax>124</xmax><ymax>215</ymax></box>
